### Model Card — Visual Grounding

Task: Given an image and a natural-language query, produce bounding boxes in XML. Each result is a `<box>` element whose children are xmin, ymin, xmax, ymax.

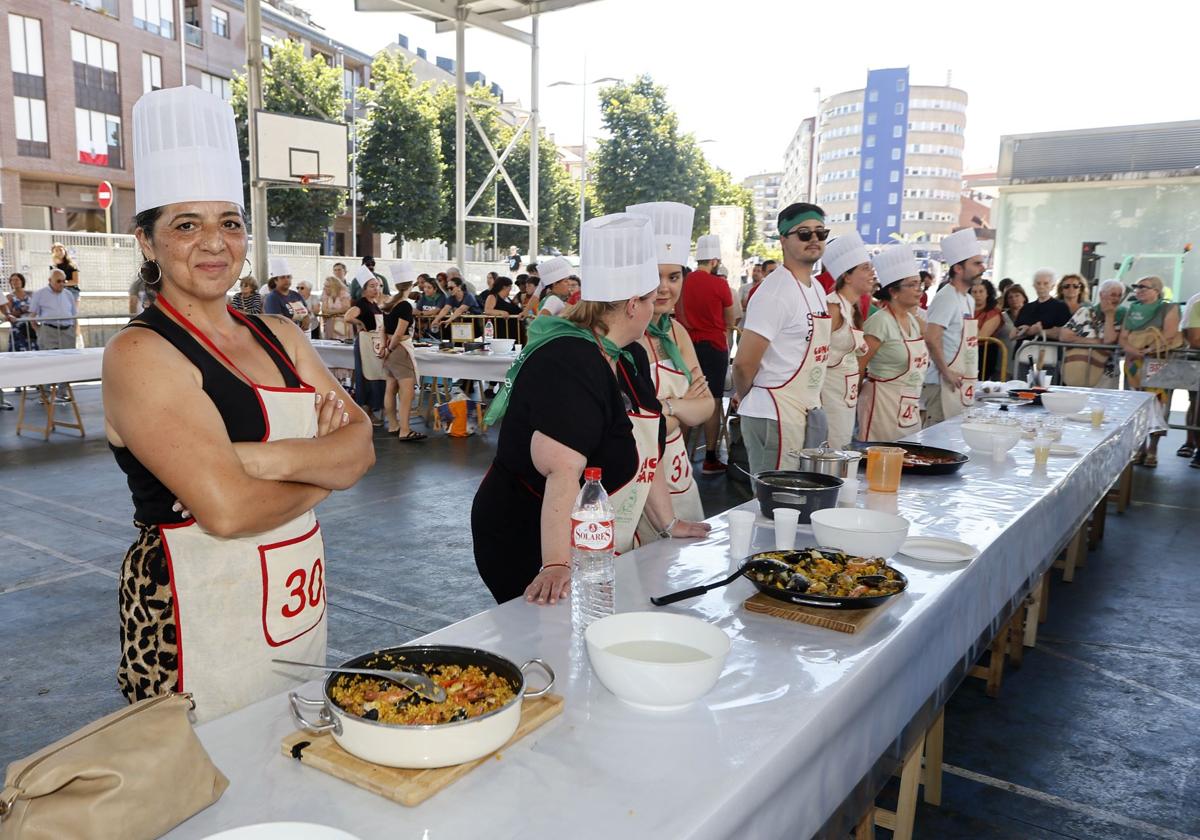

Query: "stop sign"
<box><xmin>96</xmin><ymin>180</ymin><xmax>113</xmax><ymax>210</ymax></box>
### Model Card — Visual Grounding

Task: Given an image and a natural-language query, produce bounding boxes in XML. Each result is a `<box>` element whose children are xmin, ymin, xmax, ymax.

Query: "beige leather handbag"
<box><xmin>0</xmin><ymin>693</ymin><xmax>228</xmax><ymax>840</ymax></box>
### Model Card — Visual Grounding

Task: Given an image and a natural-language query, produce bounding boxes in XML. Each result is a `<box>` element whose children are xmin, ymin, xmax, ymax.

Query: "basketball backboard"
<box><xmin>254</xmin><ymin>111</ymin><xmax>350</xmax><ymax>189</ymax></box>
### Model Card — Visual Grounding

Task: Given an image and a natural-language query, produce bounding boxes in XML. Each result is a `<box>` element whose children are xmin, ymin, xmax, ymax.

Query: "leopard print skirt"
<box><xmin>118</xmin><ymin>524</ymin><xmax>179</xmax><ymax>702</ymax></box>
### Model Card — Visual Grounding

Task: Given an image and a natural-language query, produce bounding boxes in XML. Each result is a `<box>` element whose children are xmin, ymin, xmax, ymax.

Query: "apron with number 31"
<box><xmin>157</xmin><ymin>296</ymin><xmax>326</xmax><ymax>723</ymax></box>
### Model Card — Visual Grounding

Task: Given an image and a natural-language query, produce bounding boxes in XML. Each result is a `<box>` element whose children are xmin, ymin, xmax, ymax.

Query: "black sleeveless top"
<box><xmin>111</xmin><ymin>305</ymin><xmax>302</xmax><ymax>525</ymax></box>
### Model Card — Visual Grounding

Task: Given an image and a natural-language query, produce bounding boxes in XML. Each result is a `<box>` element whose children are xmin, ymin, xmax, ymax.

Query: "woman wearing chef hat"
<box><xmin>856</xmin><ymin>243</ymin><xmax>931</xmax><ymax>441</ymax></box>
<box><xmin>625</xmin><ymin>201</ymin><xmax>714</xmax><ymax>534</ymax></box>
<box><xmin>103</xmin><ymin>87</ymin><xmax>375</xmax><ymax>722</ymax></box>
<box><xmin>531</xmin><ymin>256</ymin><xmax>575</xmax><ymax>317</ymax></box>
<box><xmin>819</xmin><ymin>232</ymin><xmax>875</xmax><ymax>449</ymax></box>
<box><xmin>472</xmin><ymin>214</ymin><xmax>710</xmax><ymax>606</ymax></box>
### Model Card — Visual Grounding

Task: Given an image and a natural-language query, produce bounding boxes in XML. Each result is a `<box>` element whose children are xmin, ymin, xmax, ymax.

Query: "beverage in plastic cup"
<box><xmin>727</xmin><ymin>510</ymin><xmax>756</xmax><ymax>560</ymax></box>
<box><xmin>1090</xmin><ymin>406</ymin><xmax>1105</xmax><ymax>428</ymax></box>
<box><xmin>865</xmin><ymin>446</ymin><xmax>904</xmax><ymax>493</ymax></box>
<box><xmin>773</xmin><ymin>508</ymin><xmax>800</xmax><ymax>550</ymax></box>
<box><xmin>1033</xmin><ymin>435</ymin><xmax>1051</xmax><ymax>467</ymax></box>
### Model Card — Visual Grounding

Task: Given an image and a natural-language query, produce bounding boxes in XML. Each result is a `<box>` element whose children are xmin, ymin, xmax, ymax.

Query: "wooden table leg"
<box><xmin>1024</xmin><ymin>573</ymin><xmax>1047</xmax><ymax>647</ymax></box>
<box><xmin>1054</xmin><ymin>527</ymin><xmax>1084</xmax><ymax>583</ymax></box>
<box><xmin>922</xmin><ymin>710</ymin><xmax>945</xmax><ymax>807</ymax></box>
<box><xmin>1088</xmin><ymin>497</ymin><xmax>1107</xmax><ymax>549</ymax></box>
<box><xmin>1038</xmin><ymin>571</ymin><xmax>1050</xmax><ymax>623</ymax></box>
<box><xmin>1007</xmin><ymin>611</ymin><xmax>1025</xmax><ymax>668</ymax></box>
<box><xmin>854</xmin><ymin>807</ymin><xmax>875</xmax><ymax>840</ymax></box>
<box><xmin>874</xmin><ymin>737</ymin><xmax>923</xmax><ymax>840</ymax></box>
<box><xmin>1116</xmin><ymin>462</ymin><xmax>1133</xmax><ymax>513</ymax></box>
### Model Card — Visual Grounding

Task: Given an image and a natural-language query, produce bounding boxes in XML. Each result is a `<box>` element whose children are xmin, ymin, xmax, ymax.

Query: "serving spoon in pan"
<box><xmin>651</xmin><ymin>557</ymin><xmax>800</xmax><ymax>607</ymax></box>
<box><xmin>272</xmin><ymin>658</ymin><xmax>447</xmax><ymax>703</ymax></box>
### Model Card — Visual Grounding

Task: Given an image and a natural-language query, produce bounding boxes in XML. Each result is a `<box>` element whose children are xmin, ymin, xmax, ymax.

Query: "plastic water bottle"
<box><xmin>570</xmin><ymin>467</ymin><xmax>615</xmax><ymax>631</ymax></box>
<box><xmin>483</xmin><ymin>319</ymin><xmax>494</xmax><ymax>346</ymax></box>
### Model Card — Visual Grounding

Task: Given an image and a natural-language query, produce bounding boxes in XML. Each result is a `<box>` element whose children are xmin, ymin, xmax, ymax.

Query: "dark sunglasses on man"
<box><xmin>786</xmin><ymin>228</ymin><xmax>831</xmax><ymax>242</ymax></box>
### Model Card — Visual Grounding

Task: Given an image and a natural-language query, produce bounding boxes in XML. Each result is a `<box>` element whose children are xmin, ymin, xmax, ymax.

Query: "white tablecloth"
<box><xmin>164</xmin><ymin>389</ymin><xmax>1152</xmax><ymax>840</ymax></box>
<box><xmin>0</xmin><ymin>348</ymin><xmax>104</xmax><ymax>388</ymax></box>
<box><xmin>311</xmin><ymin>339</ymin><xmax>514</xmax><ymax>381</ymax></box>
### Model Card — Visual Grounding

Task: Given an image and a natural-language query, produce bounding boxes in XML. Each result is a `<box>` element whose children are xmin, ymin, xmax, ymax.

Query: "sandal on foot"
<box><xmin>398</xmin><ymin>431</ymin><xmax>427</xmax><ymax>441</ymax></box>
<box><xmin>1143</xmin><ymin>453</ymin><xmax>1158</xmax><ymax>468</ymax></box>
<box><xmin>1176</xmin><ymin>444</ymin><xmax>1195</xmax><ymax>458</ymax></box>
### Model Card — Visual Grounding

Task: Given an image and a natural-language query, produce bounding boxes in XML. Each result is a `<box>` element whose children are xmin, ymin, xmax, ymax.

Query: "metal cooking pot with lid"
<box><xmin>289</xmin><ymin>645</ymin><xmax>554</xmax><ymax>769</ymax></box>
<box><xmin>796</xmin><ymin>448</ymin><xmax>853</xmax><ymax>478</ymax></box>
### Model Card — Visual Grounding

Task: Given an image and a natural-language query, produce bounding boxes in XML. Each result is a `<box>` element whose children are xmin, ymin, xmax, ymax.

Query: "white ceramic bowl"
<box><xmin>1040</xmin><ymin>391</ymin><xmax>1089</xmax><ymax>416</ymax></box>
<box><xmin>201</xmin><ymin>825</ymin><xmax>362</xmax><ymax>840</ymax></box>
<box><xmin>489</xmin><ymin>338</ymin><xmax>516</xmax><ymax>353</ymax></box>
<box><xmin>809</xmin><ymin>508</ymin><xmax>910</xmax><ymax>558</ymax></box>
<box><xmin>585</xmin><ymin>612</ymin><xmax>730</xmax><ymax>711</ymax></box>
<box><xmin>961</xmin><ymin>422</ymin><xmax>1022</xmax><ymax>456</ymax></box>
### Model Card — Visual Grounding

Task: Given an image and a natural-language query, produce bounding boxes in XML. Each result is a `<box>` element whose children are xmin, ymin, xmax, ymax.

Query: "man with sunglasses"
<box><xmin>922</xmin><ymin>227</ymin><xmax>986</xmax><ymax>425</ymax></box>
<box><xmin>733</xmin><ymin>203</ymin><xmax>832</xmax><ymax>474</ymax></box>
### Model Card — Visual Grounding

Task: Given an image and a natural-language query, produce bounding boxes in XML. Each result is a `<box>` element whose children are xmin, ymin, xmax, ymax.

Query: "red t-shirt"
<box><xmin>815</xmin><ymin>268</ymin><xmax>836</xmax><ymax>294</ymax></box>
<box><xmin>680</xmin><ymin>269</ymin><xmax>733</xmax><ymax>351</ymax></box>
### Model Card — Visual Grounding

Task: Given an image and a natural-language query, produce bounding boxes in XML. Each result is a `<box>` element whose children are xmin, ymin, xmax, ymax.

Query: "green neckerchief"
<box><xmin>646</xmin><ymin>314</ymin><xmax>692</xmax><ymax>383</ymax></box>
<box><xmin>1120</xmin><ymin>299</ymin><xmax>1168</xmax><ymax>332</ymax></box>
<box><xmin>485</xmin><ymin>315</ymin><xmax>636</xmax><ymax>424</ymax></box>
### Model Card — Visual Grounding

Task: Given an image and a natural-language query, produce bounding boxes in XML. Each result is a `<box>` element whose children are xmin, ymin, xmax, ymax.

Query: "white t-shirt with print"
<box><xmin>923</xmin><ymin>283</ymin><xmax>972</xmax><ymax>385</ymax></box>
<box><xmin>540</xmin><ymin>295</ymin><xmax>566</xmax><ymax>316</ymax></box>
<box><xmin>738</xmin><ymin>265</ymin><xmax>829</xmax><ymax>421</ymax></box>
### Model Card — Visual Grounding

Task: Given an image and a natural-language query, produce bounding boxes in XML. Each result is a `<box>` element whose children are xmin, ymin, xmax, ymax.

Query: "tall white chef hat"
<box><xmin>268</xmin><ymin>257</ymin><xmax>291</xmax><ymax>278</ymax></box>
<box><xmin>389</xmin><ymin>261</ymin><xmax>418</xmax><ymax>285</ymax></box>
<box><xmin>536</xmin><ymin>256</ymin><xmax>574</xmax><ymax>293</ymax></box>
<box><xmin>872</xmin><ymin>243</ymin><xmax>920</xmax><ymax>288</ymax></box>
<box><xmin>822</xmin><ymin>232</ymin><xmax>872</xmax><ymax>282</ymax></box>
<box><xmin>940</xmin><ymin>228</ymin><xmax>984</xmax><ymax>267</ymax></box>
<box><xmin>580</xmin><ymin>214</ymin><xmax>658</xmax><ymax>302</ymax></box>
<box><xmin>694</xmin><ymin>234</ymin><xmax>721</xmax><ymax>262</ymax></box>
<box><xmin>625</xmin><ymin>202</ymin><xmax>695</xmax><ymax>266</ymax></box>
<box><xmin>133</xmin><ymin>87</ymin><xmax>243</xmax><ymax>214</ymax></box>
<box><xmin>352</xmin><ymin>264</ymin><xmax>376</xmax><ymax>286</ymax></box>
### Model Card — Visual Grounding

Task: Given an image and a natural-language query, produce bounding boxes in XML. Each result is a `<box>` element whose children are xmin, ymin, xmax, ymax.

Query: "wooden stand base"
<box><xmin>15</xmin><ymin>384</ymin><xmax>85</xmax><ymax>440</ymax></box>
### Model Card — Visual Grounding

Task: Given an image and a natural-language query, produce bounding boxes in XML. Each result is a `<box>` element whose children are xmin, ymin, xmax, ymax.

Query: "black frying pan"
<box><xmin>854</xmin><ymin>441</ymin><xmax>969</xmax><ymax>476</ymax></box>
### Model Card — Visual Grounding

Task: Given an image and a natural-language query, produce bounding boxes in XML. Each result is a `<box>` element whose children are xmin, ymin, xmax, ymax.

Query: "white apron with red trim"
<box><xmin>609</xmin><ymin>362</ymin><xmax>663</xmax><ymax>554</ymax></box>
<box><xmin>939</xmin><ymin>315</ymin><xmax>978</xmax><ymax>420</ymax></box>
<box><xmin>156</xmin><ymin>298</ymin><xmax>325</xmax><ymax>723</ymax></box>
<box><xmin>636</xmin><ymin>341</ymin><xmax>704</xmax><ymax>544</ymax></box>
<box><xmin>857</xmin><ymin>309</ymin><xmax>930</xmax><ymax>442</ymax></box>
<box><xmin>820</xmin><ymin>291</ymin><xmax>867</xmax><ymax>449</ymax></box>
<box><xmin>752</xmin><ymin>314</ymin><xmax>832</xmax><ymax>469</ymax></box>
<box><xmin>359</xmin><ymin>322</ymin><xmax>387</xmax><ymax>381</ymax></box>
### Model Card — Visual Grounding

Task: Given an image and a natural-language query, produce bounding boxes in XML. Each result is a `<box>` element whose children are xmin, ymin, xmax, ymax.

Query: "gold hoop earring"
<box><xmin>144</xmin><ymin>260</ymin><xmax>163</xmax><ymax>287</ymax></box>
<box><xmin>240</xmin><ymin>257</ymin><xmax>252</xmax><ymax>277</ymax></box>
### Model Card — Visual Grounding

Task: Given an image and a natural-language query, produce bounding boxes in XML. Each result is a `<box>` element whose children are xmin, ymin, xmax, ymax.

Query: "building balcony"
<box><xmin>185</xmin><ymin>23</ymin><xmax>203</xmax><ymax>47</ymax></box>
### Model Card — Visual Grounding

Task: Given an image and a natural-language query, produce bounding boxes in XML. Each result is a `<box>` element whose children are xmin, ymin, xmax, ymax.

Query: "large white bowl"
<box><xmin>585</xmin><ymin>612</ymin><xmax>730</xmax><ymax>711</ymax></box>
<box><xmin>1040</xmin><ymin>391</ymin><xmax>1089</xmax><ymax>416</ymax></box>
<box><xmin>961</xmin><ymin>422</ymin><xmax>1022</xmax><ymax>456</ymax></box>
<box><xmin>488</xmin><ymin>338</ymin><xmax>516</xmax><ymax>353</ymax></box>
<box><xmin>809</xmin><ymin>508</ymin><xmax>910</xmax><ymax>558</ymax></box>
<box><xmin>202</xmin><ymin>825</ymin><xmax>362</xmax><ymax>840</ymax></box>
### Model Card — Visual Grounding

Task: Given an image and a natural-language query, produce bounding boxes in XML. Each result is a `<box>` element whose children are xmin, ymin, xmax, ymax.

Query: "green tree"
<box><xmin>356</xmin><ymin>52</ymin><xmax>443</xmax><ymax>244</ymax></box>
<box><xmin>495</xmin><ymin>131</ymin><xmax>581</xmax><ymax>254</ymax></box>
<box><xmin>230</xmin><ymin>40</ymin><xmax>347</xmax><ymax>243</ymax></box>
<box><xmin>592</xmin><ymin>75</ymin><xmax>710</xmax><ymax>238</ymax></box>
<box><xmin>430</xmin><ymin>84</ymin><xmax>512</xmax><ymax>248</ymax></box>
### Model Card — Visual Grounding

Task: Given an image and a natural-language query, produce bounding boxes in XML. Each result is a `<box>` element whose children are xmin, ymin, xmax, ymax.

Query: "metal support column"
<box><xmin>528</xmin><ymin>14</ymin><xmax>539</xmax><ymax>260</ymax></box>
<box><xmin>246</xmin><ymin>0</ymin><xmax>269</xmax><ymax>282</ymax></box>
<box><xmin>455</xmin><ymin>18</ymin><xmax>467</xmax><ymax>271</ymax></box>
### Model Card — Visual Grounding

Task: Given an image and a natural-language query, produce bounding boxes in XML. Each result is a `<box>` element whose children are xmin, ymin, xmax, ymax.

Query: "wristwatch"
<box><xmin>663</xmin><ymin>398</ymin><xmax>674</xmax><ymax>417</ymax></box>
<box><xmin>657</xmin><ymin>517</ymin><xmax>678</xmax><ymax>539</ymax></box>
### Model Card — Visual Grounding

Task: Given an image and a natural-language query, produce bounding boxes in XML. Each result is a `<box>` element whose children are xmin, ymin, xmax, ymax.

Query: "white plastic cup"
<box><xmin>727</xmin><ymin>510</ymin><xmax>756</xmax><ymax>560</ymax></box>
<box><xmin>773</xmin><ymin>508</ymin><xmax>800</xmax><ymax>550</ymax></box>
<box><xmin>838</xmin><ymin>470</ymin><xmax>859</xmax><ymax>504</ymax></box>
<box><xmin>1033</xmin><ymin>435</ymin><xmax>1051</xmax><ymax>467</ymax></box>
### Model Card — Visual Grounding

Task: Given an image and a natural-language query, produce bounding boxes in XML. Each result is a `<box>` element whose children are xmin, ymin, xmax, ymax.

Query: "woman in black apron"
<box><xmin>472</xmin><ymin>214</ymin><xmax>709</xmax><ymax>605</ymax></box>
<box><xmin>103</xmin><ymin>87</ymin><xmax>375</xmax><ymax>722</ymax></box>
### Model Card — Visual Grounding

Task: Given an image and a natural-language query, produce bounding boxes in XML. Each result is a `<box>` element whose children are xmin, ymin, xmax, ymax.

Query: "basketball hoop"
<box><xmin>298</xmin><ymin>173</ymin><xmax>334</xmax><ymax>186</ymax></box>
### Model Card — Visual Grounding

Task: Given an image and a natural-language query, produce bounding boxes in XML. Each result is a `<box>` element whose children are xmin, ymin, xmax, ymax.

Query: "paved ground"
<box><xmin>1</xmin><ymin>383</ymin><xmax>1197</xmax><ymax>839</ymax></box>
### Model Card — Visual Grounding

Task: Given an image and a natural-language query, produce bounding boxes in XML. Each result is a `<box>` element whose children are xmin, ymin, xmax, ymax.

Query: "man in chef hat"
<box><xmin>921</xmin><ymin>227</ymin><xmax>986</xmax><ymax>425</ymax></box>
<box><xmin>680</xmin><ymin>232</ymin><xmax>735</xmax><ymax>474</ymax></box>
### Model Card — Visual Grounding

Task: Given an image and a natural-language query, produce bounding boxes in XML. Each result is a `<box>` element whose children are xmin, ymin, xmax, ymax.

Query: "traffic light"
<box><xmin>1080</xmin><ymin>241</ymin><xmax>1104</xmax><ymax>283</ymax></box>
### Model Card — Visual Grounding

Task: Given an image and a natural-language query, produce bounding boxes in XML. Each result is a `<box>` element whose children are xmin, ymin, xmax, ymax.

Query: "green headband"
<box><xmin>777</xmin><ymin>210</ymin><xmax>826</xmax><ymax>237</ymax></box>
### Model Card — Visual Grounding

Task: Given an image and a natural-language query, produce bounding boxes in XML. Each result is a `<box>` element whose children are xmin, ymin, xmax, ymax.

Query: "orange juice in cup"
<box><xmin>866</xmin><ymin>446</ymin><xmax>904</xmax><ymax>493</ymax></box>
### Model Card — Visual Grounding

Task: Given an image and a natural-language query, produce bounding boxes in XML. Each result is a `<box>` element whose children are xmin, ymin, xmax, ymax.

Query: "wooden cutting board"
<box><xmin>280</xmin><ymin>693</ymin><xmax>564</xmax><ymax>807</ymax></box>
<box><xmin>743</xmin><ymin>592</ymin><xmax>885</xmax><ymax>634</ymax></box>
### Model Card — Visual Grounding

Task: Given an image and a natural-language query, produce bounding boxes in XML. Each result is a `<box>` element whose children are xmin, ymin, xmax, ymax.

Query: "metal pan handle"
<box><xmin>520</xmin><ymin>658</ymin><xmax>555</xmax><ymax>698</ymax></box>
<box><xmin>288</xmin><ymin>691</ymin><xmax>341</xmax><ymax>735</ymax></box>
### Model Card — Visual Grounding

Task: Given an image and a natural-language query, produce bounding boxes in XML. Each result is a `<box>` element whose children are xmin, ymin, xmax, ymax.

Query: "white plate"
<box><xmin>900</xmin><ymin>537</ymin><xmax>978</xmax><ymax>564</ymax></box>
<box><xmin>202</xmin><ymin>824</ymin><xmax>362</xmax><ymax>840</ymax></box>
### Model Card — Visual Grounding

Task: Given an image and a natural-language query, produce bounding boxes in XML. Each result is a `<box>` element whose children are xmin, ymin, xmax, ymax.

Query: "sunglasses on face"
<box><xmin>1133</xmin><ymin>284</ymin><xmax>1154</xmax><ymax>291</ymax></box>
<box><xmin>787</xmin><ymin>228</ymin><xmax>830</xmax><ymax>242</ymax></box>
<box><xmin>1061</xmin><ymin>284</ymin><xmax>1082</xmax><ymax>289</ymax></box>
